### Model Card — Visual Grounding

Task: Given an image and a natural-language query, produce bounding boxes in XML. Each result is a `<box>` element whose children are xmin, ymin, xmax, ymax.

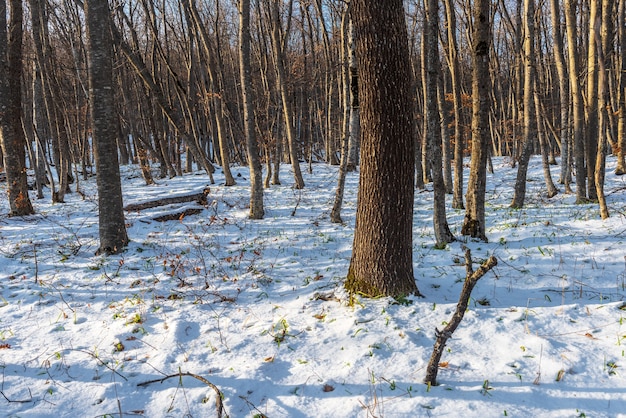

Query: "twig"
<box><xmin>137</xmin><ymin>371</ymin><xmax>227</xmax><ymax>418</ymax></box>
<box><xmin>424</xmin><ymin>248</ymin><xmax>497</xmax><ymax>386</ymax></box>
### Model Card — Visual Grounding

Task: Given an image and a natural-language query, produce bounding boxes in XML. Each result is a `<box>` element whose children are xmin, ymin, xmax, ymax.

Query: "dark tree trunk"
<box><xmin>0</xmin><ymin>0</ymin><xmax>35</xmax><ymax>216</ymax></box>
<box><xmin>85</xmin><ymin>0</ymin><xmax>129</xmax><ymax>255</ymax></box>
<box><xmin>345</xmin><ymin>0</ymin><xmax>419</xmax><ymax>298</ymax></box>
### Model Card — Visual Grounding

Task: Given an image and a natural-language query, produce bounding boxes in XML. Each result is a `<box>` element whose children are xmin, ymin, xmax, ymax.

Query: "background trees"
<box><xmin>0</xmin><ymin>0</ymin><xmax>622</xmax><ymax>240</ymax></box>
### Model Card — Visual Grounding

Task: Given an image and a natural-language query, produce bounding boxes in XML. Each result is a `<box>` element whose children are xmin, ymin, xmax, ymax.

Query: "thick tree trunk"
<box><xmin>461</xmin><ymin>0</ymin><xmax>491</xmax><ymax>241</ymax></box>
<box><xmin>85</xmin><ymin>0</ymin><xmax>129</xmax><ymax>255</ymax></box>
<box><xmin>0</xmin><ymin>0</ymin><xmax>35</xmax><ymax>216</ymax></box>
<box><xmin>346</xmin><ymin>0</ymin><xmax>419</xmax><ymax>298</ymax></box>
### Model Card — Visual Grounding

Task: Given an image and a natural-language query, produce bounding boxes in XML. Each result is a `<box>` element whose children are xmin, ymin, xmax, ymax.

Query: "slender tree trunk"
<box><xmin>84</xmin><ymin>0</ymin><xmax>129</xmax><ymax>254</ymax></box>
<box><xmin>616</xmin><ymin>0</ymin><xmax>626</xmax><ymax>175</ymax></box>
<box><xmin>346</xmin><ymin>0</ymin><xmax>419</xmax><ymax>298</ymax></box>
<box><xmin>269</xmin><ymin>0</ymin><xmax>305</xmax><ymax>189</ymax></box>
<box><xmin>586</xmin><ymin>0</ymin><xmax>599</xmax><ymax>201</ymax></box>
<box><xmin>0</xmin><ymin>0</ymin><xmax>35</xmax><ymax>216</ymax></box>
<box><xmin>330</xmin><ymin>2</ymin><xmax>351</xmax><ymax>224</ymax></box>
<box><xmin>462</xmin><ymin>0</ymin><xmax>491</xmax><ymax>241</ymax></box>
<box><xmin>535</xmin><ymin>83</ymin><xmax>559</xmax><ymax>198</ymax></box>
<box><xmin>346</xmin><ymin>18</ymin><xmax>360</xmax><ymax>172</ymax></box>
<box><xmin>550</xmin><ymin>0</ymin><xmax>572</xmax><ymax>192</ymax></box>
<box><xmin>511</xmin><ymin>0</ymin><xmax>537</xmax><ymax>209</ymax></box>
<box><xmin>239</xmin><ymin>0</ymin><xmax>264</xmax><ymax>219</ymax></box>
<box><xmin>425</xmin><ymin>0</ymin><xmax>454</xmax><ymax>246</ymax></box>
<box><xmin>595</xmin><ymin>0</ymin><xmax>610</xmax><ymax>218</ymax></box>
<box><xmin>438</xmin><ymin>76</ymin><xmax>453</xmax><ymax>195</ymax></box>
<box><xmin>565</xmin><ymin>0</ymin><xmax>587</xmax><ymax>203</ymax></box>
<box><xmin>443</xmin><ymin>0</ymin><xmax>464</xmax><ymax>209</ymax></box>
<box><xmin>185</xmin><ymin>0</ymin><xmax>235</xmax><ymax>186</ymax></box>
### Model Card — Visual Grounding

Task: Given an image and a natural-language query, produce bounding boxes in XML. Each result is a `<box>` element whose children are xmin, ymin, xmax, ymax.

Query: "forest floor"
<box><xmin>1</xmin><ymin>156</ymin><xmax>626</xmax><ymax>417</ymax></box>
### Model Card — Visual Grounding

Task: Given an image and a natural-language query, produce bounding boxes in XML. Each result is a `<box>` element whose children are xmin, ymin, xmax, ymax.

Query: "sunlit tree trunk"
<box><xmin>595</xmin><ymin>0</ymin><xmax>610</xmax><ymax>218</ymax></box>
<box><xmin>239</xmin><ymin>0</ymin><xmax>264</xmax><ymax>219</ymax></box>
<box><xmin>586</xmin><ymin>0</ymin><xmax>599</xmax><ymax>201</ymax></box>
<box><xmin>564</xmin><ymin>0</ymin><xmax>587</xmax><ymax>203</ymax></box>
<box><xmin>346</xmin><ymin>0</ymin><xmax>419</xmax><ymax>298</ymax></box>
<box><xmin>462</xmin><ymin>0</ymin><xmax>491</xmax><ymax>241</ymax></box>
<box><xmin>511</xmin><ymin>0</ymin><xmax>537</xmax><ymax>209</ymax></box>
<box><xmin>330</xmin><ymin>2</ymin><xmax>351</xmax><ymax>224</ymax></box>
<box><xmin>616</xmin><ymin>0</ymin><xmax>626</xmax><ymax>175</ymax></box>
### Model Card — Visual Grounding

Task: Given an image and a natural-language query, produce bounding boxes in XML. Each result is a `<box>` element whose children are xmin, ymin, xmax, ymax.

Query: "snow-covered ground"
<box><xmin>1</xmin><ymin>156</ymin><xmax>625</xmax><ymax>417</ymax></box>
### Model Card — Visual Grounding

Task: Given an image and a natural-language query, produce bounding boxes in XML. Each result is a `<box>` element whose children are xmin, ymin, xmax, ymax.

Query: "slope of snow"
<box><xmin>1</xmin><ymin>156</ymin><xmax>625</xmax><ymax>417</ymax></box>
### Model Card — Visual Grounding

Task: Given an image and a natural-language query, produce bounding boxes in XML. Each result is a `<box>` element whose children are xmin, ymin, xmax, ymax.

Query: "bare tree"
<box><xmin>268</xmin><ymin>0</ymin><xmax>305</xmax><ymax>189</ymax></box>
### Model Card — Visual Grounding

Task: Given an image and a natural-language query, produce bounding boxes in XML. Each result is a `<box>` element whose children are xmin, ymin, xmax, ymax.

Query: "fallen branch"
<box><xmin>152</xmin><ymin>207</ymin><xmax>204</xmax><ymax>222</ymax></box>
<box><xmin>424</xmin><ymin>247</ymin><xmax>498</xmax><ymax>386</ymax></box>
<box><xmin>124</xmin><ymin>188</ymin><xmax>210</xmax><ymax>212</ymax></box>
<box><xmin>137</xmin><ymin>371</ymin><xmax>227</xmax><ymax>418</ymax></box>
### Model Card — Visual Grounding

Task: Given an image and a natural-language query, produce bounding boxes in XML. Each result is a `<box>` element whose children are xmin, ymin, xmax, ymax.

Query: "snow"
<box><xmin>1</xmin><ymin>156</ymin><xmax>625</xmax><ymax>417</ymax></box>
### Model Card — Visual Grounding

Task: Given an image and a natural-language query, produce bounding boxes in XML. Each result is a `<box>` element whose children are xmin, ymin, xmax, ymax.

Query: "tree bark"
<box><xmin>0</xmin><ymin>0</ymin><xmax>35</xmax><ymax>216</ymax></box>
<box><xmin>595</xmin><ymin>0</ymin><xmax>610</xmax><ymax>219</ymax></box>
<box><xmin>425</xmin><ymin>0</ymin><xmax>454</xmax><ymax>246</ymax></box>
<box><xmin>239</xmin><ymin>0</ymin><xmax>265</xmax><ymax>219</ymax></box>
<box><xmin>268</xmin><ymin>0</ymin><xmax>305</xmax><ymax>189</ymax></box>
<box><xmin>85</xmin><ymin>0</ymin><xmax>129</xmax><ymax>255</ymax></box>
<box><xmin>346</xmin><ymin>0</ymin><xmax>419</xmax><ymax>298</ymax></box>
<box><xmin>586</xmin><ymin>0</ymin><xmax>599</xmax><ymax>201</ymax></box>
<box><xmin>443</xmin><ymin>0</ymin><xmax>464</xmax><ymax>209</ymax></box>
<box><xmin>330</xmin><ymin>3</ymin><xmax>351</xmax><ymax>224</ymax></box>
<box><xmin>565</xmin><ymin>0</ymin><xmax>588</xmax><ymax>203</ymax></box>
<box><xmin>616</xmin><ymin>0</ymin><xmax>626</xmax><ymax>175</ymax></box>
<box><xmin>461</xmin><ymin>0</ymin><xmax>491</xmax><ymax>241</ymax></box>
<box><xmin>549</xmin><ymin>0</ymin><xmax>573</xmax><ymax>192</ymax></box>
<box><xmin>511</xmin><ymin>0</ymin><xmax>537</xmax><ymax>209</ymax></box>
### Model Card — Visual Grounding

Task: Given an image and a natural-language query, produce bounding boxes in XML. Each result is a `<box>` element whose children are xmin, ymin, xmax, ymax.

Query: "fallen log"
<box><xmin>124</xmin><ymin>187</ymin><xmax>210</xmax><ymax>212</ymax></box>
<box><xmin>152</xmin><ymin>207</ymin><xmax>203</xmax><ymax>222</ymax></box>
